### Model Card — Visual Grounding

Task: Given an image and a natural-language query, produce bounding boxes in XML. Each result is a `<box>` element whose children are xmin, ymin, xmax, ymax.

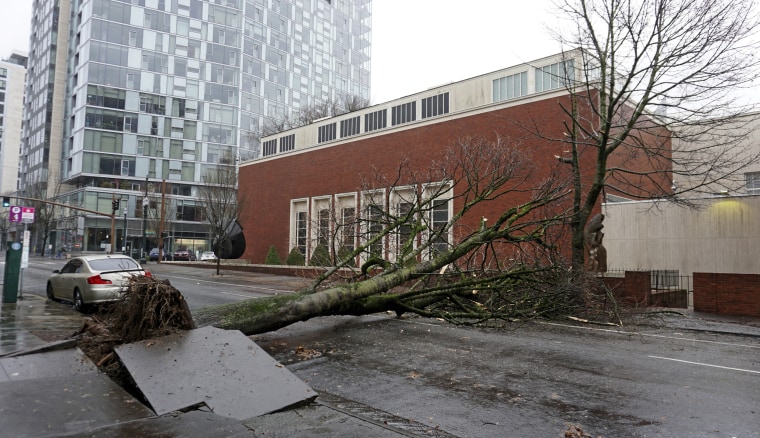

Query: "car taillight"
<box><xmin>87</xmin><ymin>275</ymin><xmax>112</xmax><ymax>285</ymax></box>
<box><xmin>144</xmin><ymin>271</ymin><xmax>152</xmax><ymax>278</ymax></box>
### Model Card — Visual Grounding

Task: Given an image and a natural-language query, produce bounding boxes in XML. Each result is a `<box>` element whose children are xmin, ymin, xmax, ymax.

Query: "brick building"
<box><xmin>238</xmin><ymin>52</ymin><xmax>671</xmax><ymax>265</ymax></box>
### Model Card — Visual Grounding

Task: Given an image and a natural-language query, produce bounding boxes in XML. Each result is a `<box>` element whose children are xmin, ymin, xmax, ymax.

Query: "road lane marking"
<box><xmin>160</xmin><ymin>274</ymin><xmax>289</xmax><ymax>296</ymax></box>
<box><xmin>649</xmin><ymin>355</ymin><xmax>760</xmax><ymax>374</ymax></box>
<box><xmin>539</xmin><ymin>321</ymin><xmax>760</xmax><ymax>350</ymax></box>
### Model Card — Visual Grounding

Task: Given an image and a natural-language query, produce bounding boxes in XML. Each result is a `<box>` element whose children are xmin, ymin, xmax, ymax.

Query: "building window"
<box><xmin>340</xmin><ymin>206</ymin><xmax>356</xmax><ymax>252</ymax></box>
<box><xmin>279</xmin><ymin>134</ymin><xmax>295</xmax><ymax>152</ymax></box>
<box><xmin>364</xmin><ymin>109</ymin><xmax>387</xmax><ymax>132</ymax></box>
<box><xmin>365</xmin><ymin>203</ymin><xmax>384</xmax><ymax>258</ymax></box>
<box><xmin>262</xmin><ymin>139</ymin><xmax>277</xmax><ymax>156</ymax></box>
<box><xmin>493</xmin><ymin>71</ymin><xmax>528</xmax><ymax>102</ymax></box>
<box><xmin>318</xmin><ymin>123</ymin><xmax>337</xmax><ymax>143</ymax></box>
<box><xmin>391</xmin><ymin>101</ymin><xmax>416</xmax><ymax>126</ymax></box>
<box><xmin>429</xmin><ymin>199</ymin><xmax>450</xmax><ymax>256</ymax></box>
<box><xmin>535</xmin><ymin>60</ymin><xmax>574</xmax><ymax>93</ymax></box>
<box><xmin>340</xmin><ymin>116</ymin><xmax>360</xmax><ymax>138</ymax></box>
<box><xmin>317</xmin><ymin>208</ymin><xmax>330</xmax><ymax>247</ymax></box>
<box><xmin>296</xmin><ymin>211</ymin><xmax>308</xmax><ymax>256</ymax></box>
<box><xmin>421</xmin><ymin>93</ymin><xmax>449</xmax><ymax>119</ymax></box>
<box><xmin>746</xmin><ymin>172</ymin><xmax>760</xmax><ymax>193</ymax></box>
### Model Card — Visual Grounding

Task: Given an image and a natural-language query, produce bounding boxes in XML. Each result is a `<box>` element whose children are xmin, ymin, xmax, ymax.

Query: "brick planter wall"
<box><xmin>693</xmin><ymin>273</ymin><xmax>760</xmax><ymax>317</ymax></box>
<box><xmin>601</xmin><ymin>271</ymin><xmax>651</xmax><ymax>307</ymax></box>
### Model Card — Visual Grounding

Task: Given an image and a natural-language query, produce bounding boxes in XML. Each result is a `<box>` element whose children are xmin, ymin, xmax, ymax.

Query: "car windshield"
<box><xmin>89</xmin><ymin>258</ymin><xmax>141</xmax><ymax>272</ymax></box>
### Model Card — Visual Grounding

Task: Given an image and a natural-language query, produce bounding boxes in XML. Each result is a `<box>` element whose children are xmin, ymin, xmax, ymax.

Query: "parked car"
<box><xmin>46</xmin><ymin>254</ymin><xmax>151</xmax><ymax>312</ymax></box>
<box><xmin>149</xmin><ymin>248</ymin><xmax>173</xmax><ymax>261</ymax></box>
<box><xmin>200</xmin><ymin>251</ymin><xmax>217</xmax><ymax>261</ymax></box>
<box><xmin>173</xmin><ymin>249</ymin><xmax>196</xmax><ymax>261</ymax></box>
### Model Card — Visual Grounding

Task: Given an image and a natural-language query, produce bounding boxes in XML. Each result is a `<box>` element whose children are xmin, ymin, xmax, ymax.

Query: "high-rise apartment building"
<box><xmin>21</xmin><ymin>0</ymin><xmax>371</xmax><ymax>256</ymax></box>
<box><xmin>0</xmin><ymin>52</ymin><xmax>28</xmax><ymax>197</ymax></box>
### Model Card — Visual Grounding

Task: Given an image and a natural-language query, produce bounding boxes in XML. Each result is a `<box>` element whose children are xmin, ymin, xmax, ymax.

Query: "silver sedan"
<box><xmin>46</xmin><ymin>254</ymin><xmax>151</xmax><ymax>312</ymax></box>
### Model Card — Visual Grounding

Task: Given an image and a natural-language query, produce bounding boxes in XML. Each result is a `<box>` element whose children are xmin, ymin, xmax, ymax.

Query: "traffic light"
<box><xmin>112</xmin><ymin>199</ymin><xmax>120</xmax><ymax>212</ymax></box>
<box><xmin>2</xmin><ymin>196</ymin><xmax>10</xmax><ymax>207</ymax></box>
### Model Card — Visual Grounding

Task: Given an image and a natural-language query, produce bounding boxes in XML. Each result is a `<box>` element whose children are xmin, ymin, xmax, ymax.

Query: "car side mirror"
<box><xmin>52</xmin><ymin>269</ymin><xmax>60</xmax><ymax>274</ymax></box>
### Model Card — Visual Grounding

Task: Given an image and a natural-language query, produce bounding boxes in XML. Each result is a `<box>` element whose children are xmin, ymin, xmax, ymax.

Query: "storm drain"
<box><xmin>315</xmin><ymin>391</ymin><xmax>459</xmax><ymax>437</ymax></box>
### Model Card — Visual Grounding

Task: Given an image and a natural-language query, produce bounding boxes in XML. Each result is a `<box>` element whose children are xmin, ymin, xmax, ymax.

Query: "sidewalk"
<box><xmin>2</xmin><ymin>289</ymin><xmax>759</xmax><ymax>437</ymax></box>
<box><xmin>0</xmin><ymin>294</ymin><xmax>83</xmax><ymax>357</ymax></box>
<box><xmin>0</xmin><ymin>294</ymin><xmax>433</xmax><ymax>437</ymax></box>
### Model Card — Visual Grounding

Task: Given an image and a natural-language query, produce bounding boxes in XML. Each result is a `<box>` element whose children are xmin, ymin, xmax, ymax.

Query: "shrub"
<box><xmin>264</xmin><ymin>245</ymin><xmax>282</xmax><ymax>265</ymax></box>
<box><xmin>285</xmin><ymin>247</ymin><xmax>305</xmax><ymax>266</ymax></box>
<box><xmin>309</xmin><ymin>244</ymin><xmax>331</xmax><ymax>267</ymax></box>
<box><xmin>337</xmin><ymin>246</ymin><xmax>356</xmax><ymax>267</ymax></box>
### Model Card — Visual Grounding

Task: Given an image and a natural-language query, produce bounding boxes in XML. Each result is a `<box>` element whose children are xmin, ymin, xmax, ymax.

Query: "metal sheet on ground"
<box><xmin>115</xmin><ymin>326</ymin><xmax>315</xmax><ymax>419</ymax></box>
<box><xmin>0</xmin><ymin>373</ymin><xmax>153</xmax><ymax>437</ymax></box>
<box><xmin>0</xmin><ymin>348</ymin><xmax>97</xmax><ymax>382</ymax></box>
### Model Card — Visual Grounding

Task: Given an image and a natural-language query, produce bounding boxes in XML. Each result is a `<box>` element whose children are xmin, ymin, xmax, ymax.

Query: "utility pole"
<box><xmin>123</xmin><ymin>204</ymin><xmax>128</xmax><ymax>255</ymax></box>
<box><xmin>142</xmin><ymin>175</ymin><xmax>148</xmax><ymax>260</ymax></box>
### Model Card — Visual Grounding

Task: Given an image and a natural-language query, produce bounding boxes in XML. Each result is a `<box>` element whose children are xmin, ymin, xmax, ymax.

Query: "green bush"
<box><xmin>264</xmin><ymin>245</ymin><xmax>282</xmax><ymax>265</ymax></box>
<box><xmin>337</xmin><ymin>246</ymin><xmax>356</xmax><ymax>267</ymax></box>
<box><xmin>285</xmin><ymin>247</ymin><xmax>305</xmax><ymax>266</ymax></box>
<box><xmin>309</xmin><ymin>243</ymin><xmax>331</xmax><ymax>267</ymax></box>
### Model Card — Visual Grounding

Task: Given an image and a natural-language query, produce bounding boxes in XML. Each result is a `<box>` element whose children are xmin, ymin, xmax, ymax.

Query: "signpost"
<box><xmin>7</xmin><ymin>205</ymin><xmax>35</xmax><ymax>299</ymax></box>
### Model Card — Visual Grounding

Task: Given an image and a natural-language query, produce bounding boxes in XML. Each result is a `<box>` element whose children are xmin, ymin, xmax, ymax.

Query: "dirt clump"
<box><xmin>73</xmin><ymin>277</ymin><xmax>194</xmax><ymax>396</ymax></box>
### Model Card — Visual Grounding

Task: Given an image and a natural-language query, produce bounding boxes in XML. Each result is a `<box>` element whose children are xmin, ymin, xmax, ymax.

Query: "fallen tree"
<box><xmin>194</xmin><ymin>135</ymin><xmax>599</xmax><ymax>335</ymax></box>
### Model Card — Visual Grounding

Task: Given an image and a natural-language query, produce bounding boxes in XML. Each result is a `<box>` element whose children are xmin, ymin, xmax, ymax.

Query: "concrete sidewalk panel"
<box><xmin>0</xmin><ymin>348</ymin><xmax>97</xmax><ymax>382</ymax></box>
<box><xmin>56</xmin><ymin>410</ymin><xmax>254</xmax><ymax>437</ymax></box>
<box><xmin>115</xmin><ymin>326</ymin><xmax>315</xmax><ymax>420</ymax></box>
<box><xmin>0</xmin><ymin>373</ymin><xmax>153</xmax><ymax>437</ymax></box>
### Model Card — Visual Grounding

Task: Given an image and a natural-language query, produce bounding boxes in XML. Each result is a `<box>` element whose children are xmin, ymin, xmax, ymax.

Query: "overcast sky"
<box><xmin>0</xmin><ymin>0</ymin><xmax>560</xmax><ymax>103</ymax></box>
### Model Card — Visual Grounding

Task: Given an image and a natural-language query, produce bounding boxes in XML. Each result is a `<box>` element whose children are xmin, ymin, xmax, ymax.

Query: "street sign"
<box><xmin>21</xmin><ymin>207</ymin><xmax>35</xmax><ymax>224</ymax></box>
<box><xmin>9</xmin><ymin>205</ymin><xmax>21</xmax><ymax>223</ymax></box>
<box><xmin>8</xmin><ymin>206</ymin><xmax>35</xmax><ymax>223</ymax></box>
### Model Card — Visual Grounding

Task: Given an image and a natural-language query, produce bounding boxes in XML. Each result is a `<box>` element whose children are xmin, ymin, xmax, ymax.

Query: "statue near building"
<box><xmin>585</xmin><ymin>213</ymin><xmax>607</xmax><ymax>273</ymax></box>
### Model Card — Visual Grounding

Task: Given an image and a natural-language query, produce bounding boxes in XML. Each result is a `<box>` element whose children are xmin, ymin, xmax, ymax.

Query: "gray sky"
<box><xmin>0</xmin><ymin>1</ymin><xmax>560</xmax><ymax>104</ymax></box>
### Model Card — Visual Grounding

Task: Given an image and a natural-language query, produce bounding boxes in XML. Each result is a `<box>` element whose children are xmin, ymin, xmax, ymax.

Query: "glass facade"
<box><xmin>22</xmin><ymin>0</ymin><xmax>371</xmax><ymax>256</ymax></box>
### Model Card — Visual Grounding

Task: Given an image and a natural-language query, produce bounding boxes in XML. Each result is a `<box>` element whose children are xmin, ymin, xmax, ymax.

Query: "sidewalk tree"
<box><xmin>143</xmin><ymin>182</ymin><xmax>176</xmax><ymax>262</ymax></box>
<box><xmin>194</xmin><ymin>135</ymin><xmax>579</xmax><ymax>335</ymax></box>
<box><xmin>544</xmin><ymin>0</ymin><xmax>760</xmax><ymax>269</ymax></box>
<box><xmin>199</xmin><ymin>155</ymin><xmax>247</xmax><ymax>275</ymax></box>
<box><xmin>25</xmin><ymin>177</ymin><xmax>63</xmax><ymax>256</ymax></box>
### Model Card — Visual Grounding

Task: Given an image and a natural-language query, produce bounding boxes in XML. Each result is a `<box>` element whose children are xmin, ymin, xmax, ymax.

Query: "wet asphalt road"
<box><xmin>13</xmin><ymin>257</ymin><xmax>760</xmax><ymax>436</ymax></box>
<box><xmin>252</xmin><ymin>314</ymin><xmax>760</xmax><ymax>437</ymax></box>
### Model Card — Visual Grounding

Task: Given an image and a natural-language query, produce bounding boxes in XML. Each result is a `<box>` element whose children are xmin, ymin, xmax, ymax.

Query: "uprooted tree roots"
<box><xmin>74</xmin><ymin>277</ymin><xmax>194</xmax><ymax>394</ymax></box>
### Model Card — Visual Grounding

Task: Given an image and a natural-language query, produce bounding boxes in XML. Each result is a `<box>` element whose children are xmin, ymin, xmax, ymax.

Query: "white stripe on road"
<box><xmin>649</xmin><ymin>355</ymin><xmax>760</xmax><ymax>374</ymax></box>
<box><xmin>540</xmin><ymin>321</ymin><xmax>760</xmax><ymax>350</ymax></box>
<box><xmin>161</xmin><ymin>275</ymin><xmax>288</xmax><ymax>297</ymax></box>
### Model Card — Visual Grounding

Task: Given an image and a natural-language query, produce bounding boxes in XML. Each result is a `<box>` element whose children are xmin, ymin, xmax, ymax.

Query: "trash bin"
<box><xmin>2</xmin><ymin>242</ymin><xmax>23</xmax><ymax>303</ymax></box>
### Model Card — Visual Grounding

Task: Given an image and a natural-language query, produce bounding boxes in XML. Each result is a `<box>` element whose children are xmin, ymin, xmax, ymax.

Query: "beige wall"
<box><xmin>603</xmin><ymin>195</ymin><xmax>760</xmax><ymax>276</ymax></box>
<box><xmin>0</xmin><ymin>61</ymin><xmax>26</xmax><ymax>195</ymax></box>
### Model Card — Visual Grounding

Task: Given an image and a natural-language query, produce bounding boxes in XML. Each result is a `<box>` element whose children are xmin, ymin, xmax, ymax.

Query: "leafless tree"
<box><xmin>542</xmin><ymin>0</ymin><xmax>760</xmax><ymax>269</ymax></box>
<box><xmin>198</xmin><ymin>157</ymin><xmax>247</xmax><ymax>274</ymax></box>
<box><xmin>255</xmin><ymin>94</ymin><xmax>371</xmax><ymax>139</ymax></box>
<box><xmin>143</xmin><ymin>181</ymin><xmax>177</xmax><ymax>263</ymax></box>
<box><xmin>195</xmin><ymin>136</ymin><xmax>577</xmax><ymax>335</ymax></box>
<box><xmin>25</xmin><ymin>178</ymin><xmax>64</xmax><ymax>256</ymax></box>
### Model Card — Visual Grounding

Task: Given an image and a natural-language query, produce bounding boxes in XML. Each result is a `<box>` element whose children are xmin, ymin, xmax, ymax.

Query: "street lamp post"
<box><xmin>142</xmin><ymin>176</ymin><xmax>148</xmax><ymax>260</ymax></box>
<box><xmin>123</xmin><ymin>205</ymin><xmax>128</xmax><ymax>255</ymax></box>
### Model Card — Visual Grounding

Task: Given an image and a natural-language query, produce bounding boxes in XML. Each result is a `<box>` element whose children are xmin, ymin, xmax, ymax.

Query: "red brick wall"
<box><xmin>602</xmin><ymin>271</ymin><xmax>651</xmax><ymax>306</ymax></box>
<box><xmin>693</xmin><ymin>273</ymin><xmax>760</xmax><ymax>317</ymax></box>
<box><xmin>239</xmin><ymin>96</ymin><xmax>670</xmax><ymax>264</ymax></box>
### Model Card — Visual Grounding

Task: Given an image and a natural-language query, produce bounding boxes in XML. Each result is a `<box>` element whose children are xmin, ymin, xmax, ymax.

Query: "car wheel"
<box><xmin>73</xmin><ymin>289</ymin><xmax>86</xmax><ymax>313</ymax></box>
<box><xmin>46</xmin><ymin>283</ymin><xmax>56</xmax><ymax>301</ymax></box>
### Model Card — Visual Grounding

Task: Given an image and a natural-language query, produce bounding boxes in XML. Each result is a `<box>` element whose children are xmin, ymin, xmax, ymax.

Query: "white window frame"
<box><xmin>335</xmin><ymin>192</ymin><xmax>358</xmax><ymax>256</ymax></box>
<box><xmin>422</xmin><ymin>183</ymin><xmax>453</xmax><ymax>260</ymax></box>
<box><xmin>389</xmin><ymin>187</ymin><xmax>418</xmax><ymax>263</ymax></box>
<box><xmin>746</xmin><ymin>172</ymin><xmax>760</xmax><ymax>193</ymax></box>
<box><xmin>360</xmin><ymin>189</ymin><xmax>386</xmax><ymax>262</ymax></box>
<box><xmin>290</xmin><ymin>199</ymin><xmax>309</xmax><ymax>258</ymax></box>
<box><xmin>310</xmin><ymin>196</ymin><xmax>333</xmax><ymax>259</ymax></box>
